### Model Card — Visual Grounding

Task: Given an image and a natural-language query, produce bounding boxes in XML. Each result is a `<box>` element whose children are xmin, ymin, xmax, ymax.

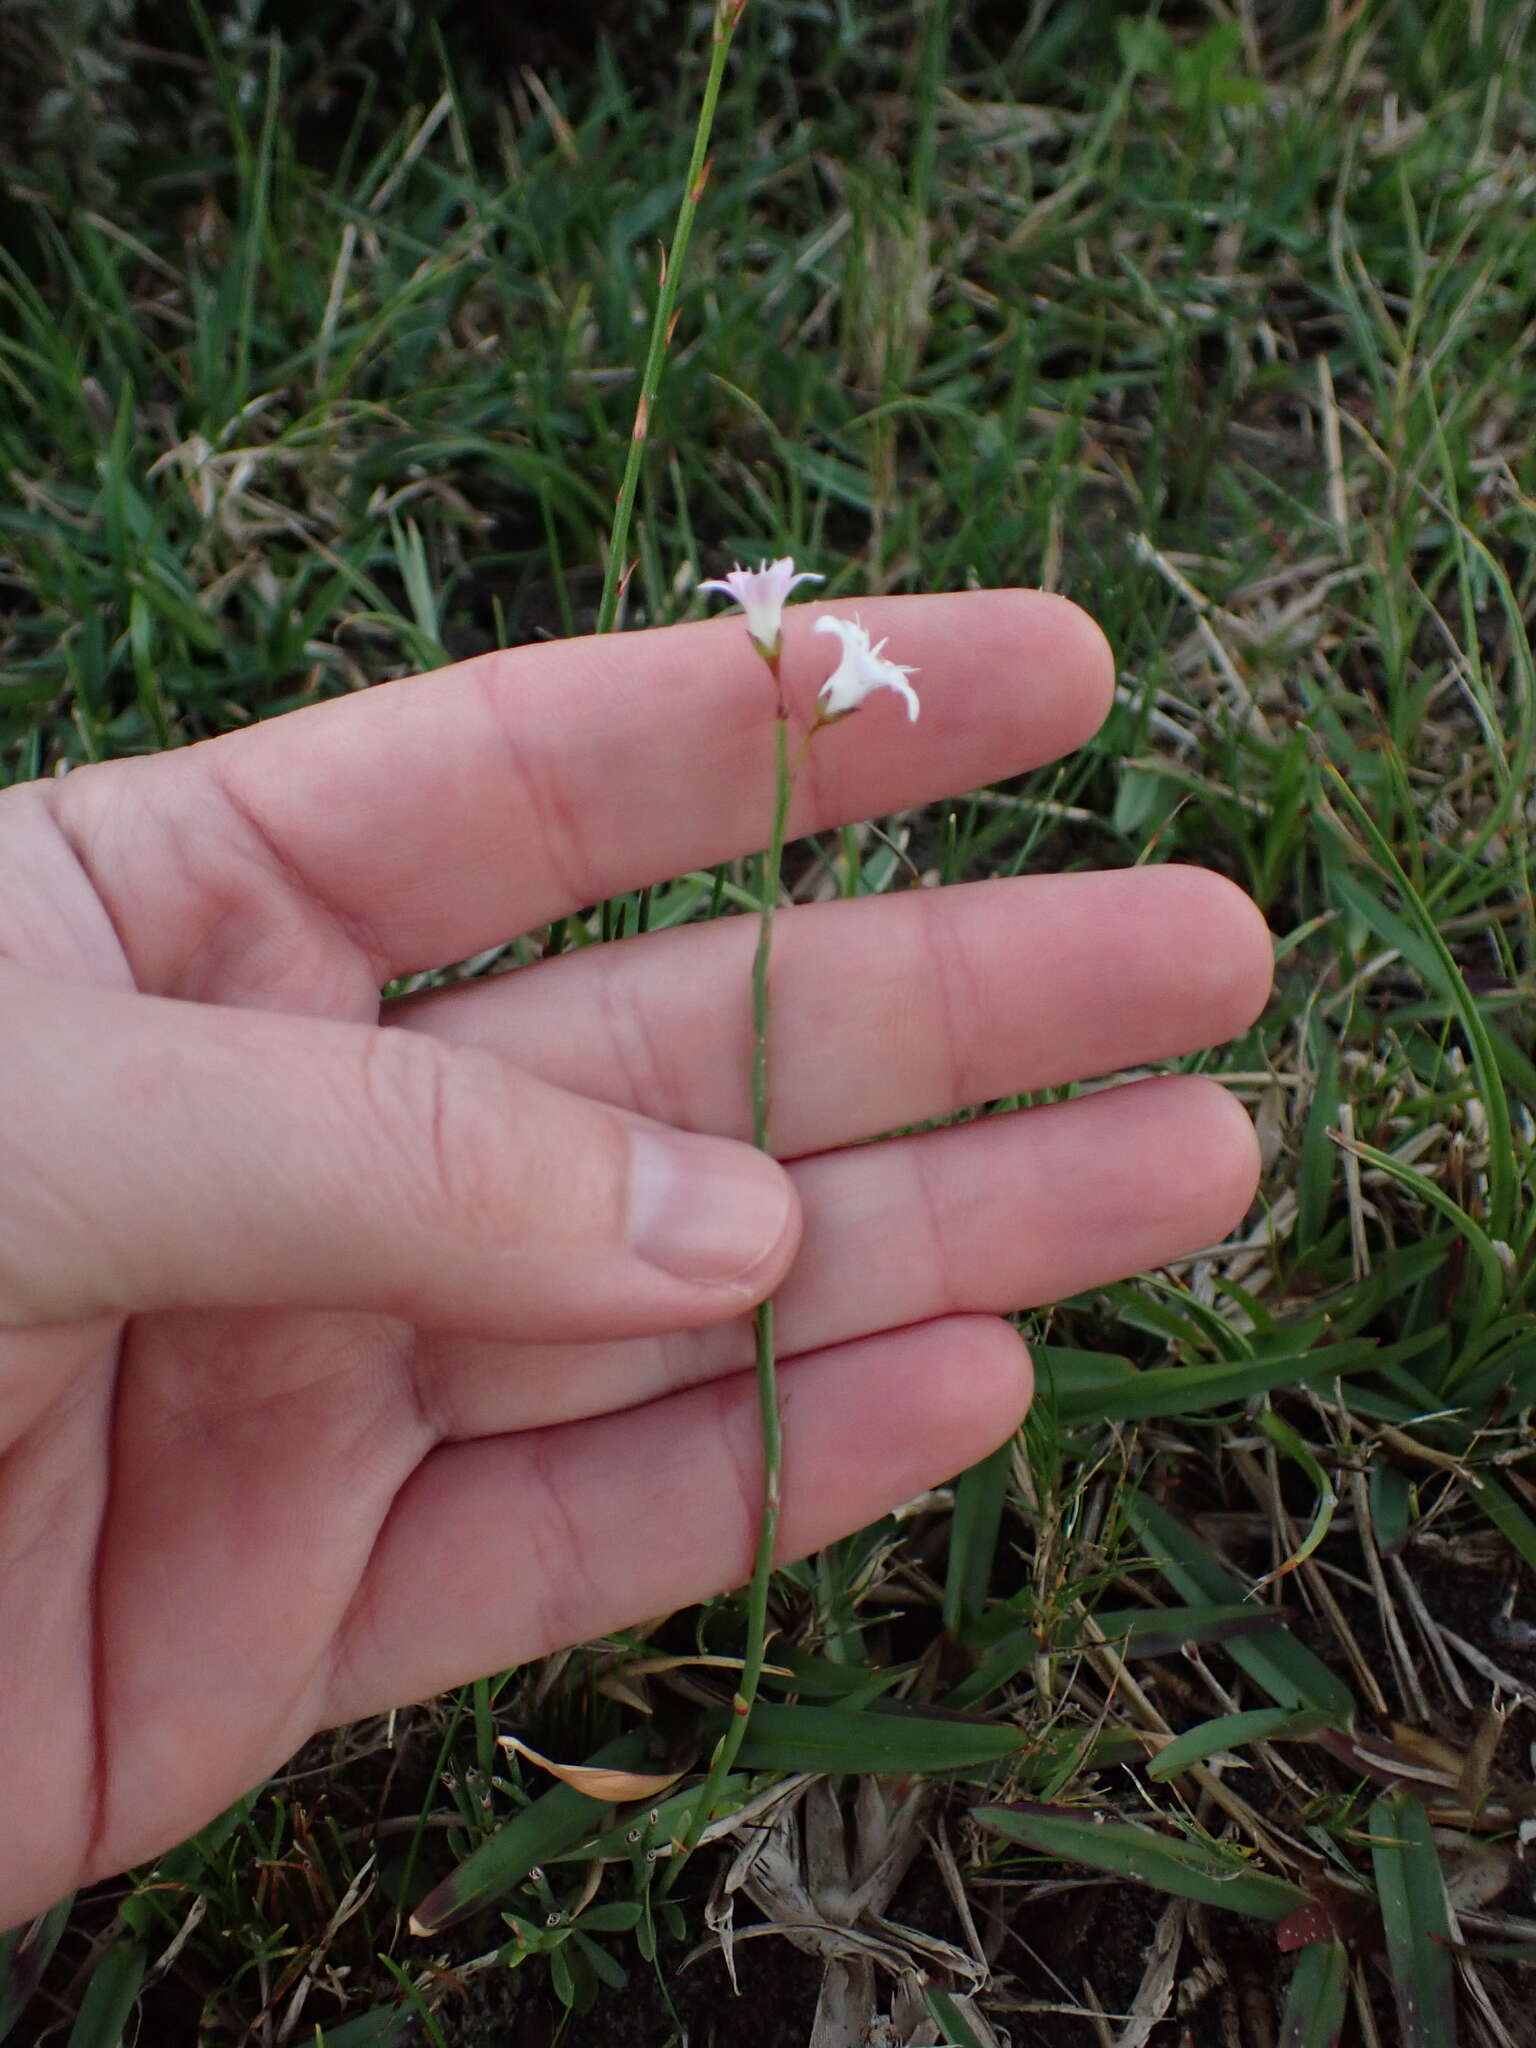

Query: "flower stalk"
<box><xmin>744</xmin><ymin>703</ymin><xmax>793</xmax><ymax>1608</ymax></box>
<box><xmin>670</xmin><ymin>698</ymin><xmax>793</xmax><ymax>1877</ymax></box>
<box><xmin>672</xmin><ymin>568</ymin><xmax>919</xmax><ymax>1882</ymax></box>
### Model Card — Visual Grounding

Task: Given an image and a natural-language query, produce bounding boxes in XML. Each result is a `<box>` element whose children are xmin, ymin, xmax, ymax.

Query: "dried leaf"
<box><xmin>810</xmin><ymin>1954</ymin><xmax>879</xmax><ymax>2048</ymax></box>
<box><xmin>498</xmin><ymin>1734</ymin><xmax>687</xmax><ymax>1804</ymax></box>
<box><xmin>1116</xmin><ymin>1896</ymin><xmax>1182</xmax><ymax>2047</ymax></box>
<box><xmin>1441</xmin><ymin>1839</ymin><xmax>1514</xmax><ymax>1914</ymax></box>
<box><xmin>1390</xmin><ymin>1724</ymin><xmax>1471</xmax><ymax>1784</ymax></box>
<box><xmin>1458</xmin><ymin>1705</ymin><xmax>1508</xmax><ymax>1809</ymax></box>
<box><xmin>618</xmin><ymin>1653</ymin><xmax>794</xmax><ymax>1680</ymax></box>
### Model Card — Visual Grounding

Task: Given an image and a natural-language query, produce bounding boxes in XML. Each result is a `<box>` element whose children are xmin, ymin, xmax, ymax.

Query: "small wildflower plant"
<box><xmin>677</xmin><ymin>560</ymin><xmax>920</xmax><ymax>1855</ymax></box>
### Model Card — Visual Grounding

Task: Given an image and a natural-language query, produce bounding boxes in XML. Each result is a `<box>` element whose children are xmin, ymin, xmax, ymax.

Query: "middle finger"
<box><xmin>392</xmin><ymin>864</ymin><xmax>1272</xmax><ymax>1156</ymax></box>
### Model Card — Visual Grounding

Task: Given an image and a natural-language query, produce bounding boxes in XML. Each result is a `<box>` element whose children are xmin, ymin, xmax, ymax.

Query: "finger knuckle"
<box><xmin>357</xmin><ymin>1029</ymin><xmax>490</xmax><ymax>1226</ymax></box>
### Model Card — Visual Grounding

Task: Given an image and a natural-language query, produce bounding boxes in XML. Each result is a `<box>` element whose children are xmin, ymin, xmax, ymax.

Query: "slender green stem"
<box><xmin>668</xmin><ymin>709</ymin><xmax>792</xmax><ymax>1878</ymax></box>
<box><xmin>751</xmin><ymin>714</ymin><xmax>793</xmax><ymax>1152</ymax></box>
<box><xmin>594</xmin><ymin>0</ymin><xmax>745</xmax><ymax>636</ymax></box>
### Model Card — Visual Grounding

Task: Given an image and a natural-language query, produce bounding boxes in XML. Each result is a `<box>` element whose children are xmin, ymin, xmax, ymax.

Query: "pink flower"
<box><xmin>813</xmin><ymin>615</ymin><xmax>920</xmax><ymax>723</ymax></box>
<box><xmin>698</xmin><ymin>557</ymin><xmax>823</xmax><ymax>659</ymax></box>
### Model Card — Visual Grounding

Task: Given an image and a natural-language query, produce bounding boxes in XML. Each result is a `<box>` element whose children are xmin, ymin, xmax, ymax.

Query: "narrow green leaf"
<box><xmin>1337</xmin><ymin>1133</ymin><xmax>1506</xmax><ymax>1341</ymax></box>
<box><xmin>977</xmin><ymin>1806</ymin><xmax>1307</xmax><ymax>1920</ymax></box>
<box><xmin>924</xmin><ymin>1987</ymin><xmax>991</xmax><ymax>2048</ymax></box>
<box><xmin>312</xmin><ymin>2008</ymin><xmax>415</xmax><ymax>2048</ymax></box>
<box><xmin>1370</xmin><ymin>1464</ymin><xmax>1415</xmax><ymax>1556</ymax></box>
<box><xmin>1148</xmin><ymin>1707</ymin><xmax>1334</xmax><ymax>1780</ymax></box>
<box><xmin>1032</xmin><ymin>1345</ymin><xmax>1138</xmax><ymax>1403</ymax></box>
<box><xmin>944</xmin><ymin>1438</ymin><xmax>1014</xmax><ymax>1635</ymax></box>
<box><xmin>128</xmin><ymin>590</ymin><xmax>171</xmax><ymax>749</ymax></box>
<box><xmin>1279</xmin><ymin>1940</ymin><xmax>1350</xmax><ymax>2048</ymax></box>
<box><xmin>573</xmin><ymin>1901</ymin><xmax>642</xmax><ymax>1935</ymax></box>
<box><xmin>1124</xmin><ymin>1492</ymin><xmax>1354</xmax><ymax>1720</ymax></box>
<box><xmin>1055</xmin><ymin>1342</ymin><xmax>1377</xmax><ymax>1425</ymax></box>
<box><xmin>942</xmin><ymin>1620</ymin><xmax>1040</xmax><ymax>1711</ymax></box>
<box><xmin>1469</xmin><ymin>1474</ymin><xmax>1536</xmax><ymax>1576</ymax></box>
<box><xmin>953</xmin><ymin>1600</ymin><xmax>1306</xmax><ymax>1711</ymax></box>
<box><xmin>570</xmin><ymin>1928</ymin><xmax>628</xmax><ymax>1993</ymax></box>
<box><xmin>1296</xmin><ymin>1039</ymin><xmax>1342</xmax><ymax>1253</ymax></box>
<box><xmin>1257</xmin><ymin>1411</ymin><xmax>1338</xmax><ymax>1578</ymax></box>
<box><xmin>1444</xmin><ymin>1323</ymin><xmax>1536</xmax><ymax>1416</ymax></box>
<box><xmin>1086</xmin><ymin>1602</ymin><xmax>1290</xmax><ymax>1656</ymax></box>
<box><xmin>1327</xmin><ymin>1239</ymin><xmax>1473</xmax><ymax>1337</ymax></box>
<box><xmin>728</xmin><ymin>1700</ymin><xmax>1029</xmax><ymax>1776</ymax></box>
<box><xmin>547</xmin><ymin>1939</ymin><xmax>574</xmax><ymax>2010</ymax></box>
<box><xmin>1094</xmin><ymin>1287</ymin><xmax>1248</xmax><ymax>1356</ymax></box>
<box><xmin>65</xmin><ymin>1940</ymin><xmax>145</xmax><ymax>2048</ymax></box>
<box><xmin>1369</xmin><ymin>1792</ymin><xmax>1457</xmax><ymax>2048</ymax></box>
<box><xmin>1486</xmin><ymin>1019</ymin><xmax>1536</xmax><ymax>1111</ymax></box>
<box><xmin>409</xmin><ymin>1736</ymin><xmax>650</xmax><ymax>1935</ymax></box>
<box><xmin>760</xmin><ymin>1650</ymin><xmax>911</xmax><ymax>1700</ymax></box>
<box><xmin>0</xmin><ymin>1897</ymin><xmax>74</xmax><ymax>2044</ymax></box>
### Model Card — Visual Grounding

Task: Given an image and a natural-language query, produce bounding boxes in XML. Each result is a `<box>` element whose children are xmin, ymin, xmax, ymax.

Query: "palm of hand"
<box><xmin>0</xmin><ymin>595</ymin><xmax>1270</xmax><ymax>1927</ymax></box>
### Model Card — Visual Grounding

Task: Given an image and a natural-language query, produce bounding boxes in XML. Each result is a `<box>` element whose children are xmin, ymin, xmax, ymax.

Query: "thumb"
<box><xmin>0</xmin><ymin>964</ymin><xmax>799</xmax><ymax>1341</ymax></box>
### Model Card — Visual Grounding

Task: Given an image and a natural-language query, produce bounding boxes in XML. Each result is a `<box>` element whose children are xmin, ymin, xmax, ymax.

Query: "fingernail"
<box><xmin>627</xmin><ymin>1126</ymin><xmax>794</xmax><ymax>1288</ymax></box>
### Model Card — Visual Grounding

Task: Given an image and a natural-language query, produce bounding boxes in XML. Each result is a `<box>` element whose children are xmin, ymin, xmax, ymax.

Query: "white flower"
<box><xmin>698</xmin><ymin>556</ymin><xmax>823</xmax><ymax>658</ymax></box>
<box><xmin>813</xmin><ymin>614</ymin><xmax>920</xmax><ymax>723</ymax></box>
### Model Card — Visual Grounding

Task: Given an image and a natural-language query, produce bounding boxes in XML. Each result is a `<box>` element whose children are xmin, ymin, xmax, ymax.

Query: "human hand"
<box><xmin>0</xmin><ymin>591</ymin><xmax>1271</xmax><ymax>1927</ymax></box>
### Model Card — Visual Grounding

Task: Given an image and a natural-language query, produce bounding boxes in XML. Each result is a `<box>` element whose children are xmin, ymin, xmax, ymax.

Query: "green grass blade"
<box><xmin>1334</xmin><ymin>1132</ymin><xmax>1507</xmax><ymax>1345</ymax></box>
<box><xmin>1279</xmin><ymin>1939</ymin><xmax>1350</xmax><ymax>2048</ymax></box>
<box><xmin>1148</xmin><ymin>1707</ymin><xmax>1335</xmax><ymax>1781</ymax></box>
<box><xmin>1257</xmin><ymin>1411</ymin><xmax>1339</xmax><ymax>1578</ymax></box>
<box><xmin>1468</xmin><ymin>1474</ymin><xmax>1536</xmax><ymax>1575</ymax></box>
<box><xmin>924</xmin><ymin>1987</ymin><xmax>993</xmax><ymax>2048</ymax></box>
<box><xmin>1369</xmin><ymin>1464</ymin><xmax>1415</xmax><ymax>1556</ymax></box>
<box><xmin>1296</xmin><ymin>1039</ymin><xmax>1343</xmax><ymax>1255</ymax></box>
<box><xmin>1054</xmin><ymin>1341</ymin><xmax>1378</xmax><ymax>1425</ymax></box>
<box><xmin>64</xmin><ymin>1940</ymin><xmax>144</xmax><ymax>2048</ymax></box>
<box><xmin>946</xmin><ymin>1603</ymin><xmax>1318</xmax><ymax>1715</ymax></box>
<box><xmin>312</xmin><ymin>2009</ymin><xmax>416</xmax><ymax>2048</ymax></box>
<box><xmin>1369</xmin><ymin>1792</ymin><xmax>1457</xmax><ymax>2048</ymax></box>
<box><xmin>1124</xmin><ymin>1493</ymin><xmax>1355</xmax><ymax>1720</ymax></box>
<box><xmin>1086</xmin><ymin>1602</ymin><xmax>1298</xmax><ymax>1653</ymax></box>
<box><xmin>977</xmin><ymin>1806</ymin><xmax>1307</xmax><ymax>1921</ymax></box>
<box><xmin>943</xmin><ymin>1438</ymin><xmax>1014</xmax><ymax>1635</ymax></box>
<box><xmin>729</xmin><ymin>1700</ymin><xmax>1030</xmax><ymax>1776</ymax></box>
<box><xmin>0</xmin><ymin>1897</ymin><xmax>74</xmax><ymax>2043</ymax></box>
<box><xmin>759</xmin><ymin>1651</ymin><xmax>911</xmax><ymax>1700</ymax></box>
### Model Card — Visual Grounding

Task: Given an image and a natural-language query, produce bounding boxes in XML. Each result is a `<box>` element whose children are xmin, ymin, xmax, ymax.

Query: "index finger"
<box><xmin>59</xmin><ymin>590</ymin><xmax>1113</xmax><ymax>990</ymax></box>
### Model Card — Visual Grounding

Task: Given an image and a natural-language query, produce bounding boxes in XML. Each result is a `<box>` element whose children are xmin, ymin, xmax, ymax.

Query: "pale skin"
<box><xmin>0</xmin><ymin>591</ymin><xmax>1274</xmax><ymax>1929</ymax></box>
